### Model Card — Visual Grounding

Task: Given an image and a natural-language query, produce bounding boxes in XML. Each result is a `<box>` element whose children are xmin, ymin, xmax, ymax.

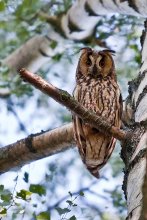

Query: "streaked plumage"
<box><xmin>73</xmin><ymin>48</ymin><xmax>122</xmax><ymax>178</ymax></box>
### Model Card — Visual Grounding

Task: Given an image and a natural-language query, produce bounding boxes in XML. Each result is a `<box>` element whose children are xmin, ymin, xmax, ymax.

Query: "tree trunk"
<box><xmin>121</xmin><ymin>20</ymin><xmax>147</xmax><ymax>220</ymax></box>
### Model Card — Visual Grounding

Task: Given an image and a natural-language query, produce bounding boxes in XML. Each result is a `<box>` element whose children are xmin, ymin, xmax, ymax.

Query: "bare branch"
<box><xmin>0</xmin><ymin>123</ymin><xmax>74</xmax><ymax>174</ymax></box>
<box><xmin>19</xmin><ymin>68</ymin><xmax>129</xmax><ymax>141</ymax></box>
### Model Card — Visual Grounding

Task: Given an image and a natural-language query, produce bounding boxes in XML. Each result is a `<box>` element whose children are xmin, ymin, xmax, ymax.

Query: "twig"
<box><xmin>19</xmin><ymin>68</ymin><xmax>129</xmax><ymax>141</ymax></box>
<box><xmin>48</xmin><ymin>181</ymin><xmax>97</xmax><ymax>210</ymax></box>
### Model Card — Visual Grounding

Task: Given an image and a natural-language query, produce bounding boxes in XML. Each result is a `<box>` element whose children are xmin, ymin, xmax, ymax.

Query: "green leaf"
<box><xmin>29</xmin><ymin>184</ymin><xmax>46</xmax><ymax>196</ymax></box>
<box><xmin>1</xmin><ymin>190</ymin><xmax>12</xmax><ymax>203</ymax></box>
<box><xmin>17</xmin><ymin>189</ymin><xmax>32</xmax><ymax>201</ymax></box>
<box><xmin>23</xmin><ymin>0</ymin><xmax>31</xmax><ymax>7</ymax></box>
<box><xmin>79</xmin><ymin>191</ymin><xmax>84</xmax><ymax>197</ymax></box>
<box><xmin>52</xmin><ymin>53</ymin><xmax>62</xmax><ymax>61</ymax></box>
<box><xmin>50</xmin><ymin>40</ymin><xmax>57</xmax><ymax>49</ymax></box>
<box><xmin>0</xmin><ymin>2</ymin><xmax>5</xmax><ymax>11</ymax></box>
<box><xmin>69</xmin><ymin>215</ymin><xmax>76</xmax><ymax>220</ymax></box>
<box><xmin>0</xmin><ymin>185</ymin><xmax>4</xmax><ymax>193</ymax></box>
<box><xmin>66</xmin><ymin>200</ymin><xmax>73</xmax><ymax>206</ymax></box>
<box><xmin>23</xmin><ymin>172</ymin><xmax>29</xmax><ymax>183</ymax></box>
<box><xmin>36</xmin><ymin>211</ymin><xmax>50</xmax><ymax>220</ymax></box>
<box><xmin>55</xmin><ymin>207</ymin><xmax>71</xmax><ymax>215</ymax></box>
<box><xmin>68</xmin><ymin>191</ymin><xmax>72</xmax><ymax>197</ymax></box>
<box><xmin>0</xmin><ymin>207</ymin><xmax>7</xmax><ymax>215</ymax></box>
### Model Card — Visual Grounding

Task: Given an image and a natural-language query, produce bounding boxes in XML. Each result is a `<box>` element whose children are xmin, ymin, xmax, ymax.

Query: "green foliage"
<box><xmin>0</xmin><ymin>185</ymin><xmax>12</xmax><ymax>206</ymax></box>
<box><xmin>79</xmin><ymin>191</ymin><xmax>84</xmax><ymax>197</ymax></box>
<box><xmin>105</xmin><ymin>186</ymin><xmax>126</xmax><ymax>215</ymax></box>
<box><xmin>17</xmin><ymin>189</ymin><xmax>32</xmax><ymax>201</ymax></box>
<box><xmin>0</xmin><ymin>1</ymin><xmax>5</xmax><ymax>11</ymax></box>
<box><xmin>56</xmin><ymin>207</ymin><xmax>71</xmax><ymax>215</ymax></box>
<box><xmin>69</xmin><ymin>216</ymin><xmax>76</xmax><ymax>220</ymax></box>
<box><xmin>0</xmin><ymin>182</ymin><xmax>49</xmax><ymax>219</ymax></box>
<box><xmin>0</xmin><ymin>65</ymin><xmax>33</xmax><ymax>97</ymax></box>
<box><xmin>0</xmin><ymin>208</ymin><xmax>7</xmax><ymax>217</ymax></box>
<box><xmin>36</xmin><ymin>211</ymin><xmax>50</xmax><ymax>220</ymax></box>
<box><xmin>0</xmin><ymin>185</ymin><xmax>12</xmax><ymax>218</ymax></box>
<box><xmin>52</xmin><ymin>53</ymin><xmax>63</xmax><ymax>62</ymax></box>
<box><xmin>55</xmin><ymin>191</ymin><xmax>84</xmax><ymax>220</ymax></box>
<box><xmin>29</xmin><ymin>184</ymin><xmax>46</xmax><ymax>196</ymax></box>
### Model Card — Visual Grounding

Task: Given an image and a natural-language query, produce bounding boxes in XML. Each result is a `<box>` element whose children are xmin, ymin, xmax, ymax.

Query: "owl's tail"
<box><xmin>87</xmin><ymin>166</ymin><xmax>100</xmax><ymax>179</ymax></box>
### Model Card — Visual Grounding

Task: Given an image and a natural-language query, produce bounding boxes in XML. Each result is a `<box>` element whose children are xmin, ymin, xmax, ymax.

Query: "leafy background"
<box><xmin>0</xmin><ymin>0</ymin><xmax>144</xmax><ymax>219</ymax></box>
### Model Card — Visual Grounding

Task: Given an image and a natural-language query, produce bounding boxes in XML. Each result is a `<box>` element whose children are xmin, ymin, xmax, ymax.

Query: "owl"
<box><xmin>73</xmin><ymin>48</ymin><xmax>122</xmax><ymax>178</ymax></box>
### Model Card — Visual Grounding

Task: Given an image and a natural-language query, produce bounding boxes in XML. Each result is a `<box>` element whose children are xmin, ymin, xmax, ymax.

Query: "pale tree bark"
<box><xmin>1</xmin><ymin>0</ymin><xmax>147</xmax><ymax>219</ymax></box>
<box><xmin>121</xmin><ymin>21</ymin><xmax>147</xmax><ymax>220</ymax></box>
<box><xmin>0</xmin><ymin>123</ymin><xmax>74</xmax><ymax>174</ymax></box>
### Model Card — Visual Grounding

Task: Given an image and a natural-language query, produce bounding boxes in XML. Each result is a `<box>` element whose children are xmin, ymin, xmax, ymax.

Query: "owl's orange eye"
<box><xmin>99</xmin><ymin>57</ymin><xmax>105</xmax><ymax>68</ymax></box>
<box><xmin>86</xmin><ymin>58</ymin><xmax>92</xmax><ymax>66</ymax></box>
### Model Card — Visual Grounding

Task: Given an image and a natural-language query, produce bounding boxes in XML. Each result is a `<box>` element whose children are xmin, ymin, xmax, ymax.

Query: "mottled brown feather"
<box><xmin>73</xmin><ymin>48</ymin><xmax>122</xmax><ymax>178</ymax></box>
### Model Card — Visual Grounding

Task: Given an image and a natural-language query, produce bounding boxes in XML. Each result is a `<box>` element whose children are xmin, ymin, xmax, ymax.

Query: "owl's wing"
<box><xmin>98</xmin><ymin>88</ymin><xmax>123</xmax><ymax>169</ymax></box>
<box><xmin>73</xmin><ymin>85</ymin><xmax>87</xmax><ymax>160</ymax></box>
<box><xmin>73</xmin><ymin>85</ymin><xmax>122</xmax><ymax>178</ymax></box>
<box><xmin>73</xmin><ymin>85</ymin><xmax>105</xmax><ymax>178</ymax></box>
<box><xmin>73</xmin><ymin>116</ymin><xmax>87</xmax><ymax>160</ymax></box>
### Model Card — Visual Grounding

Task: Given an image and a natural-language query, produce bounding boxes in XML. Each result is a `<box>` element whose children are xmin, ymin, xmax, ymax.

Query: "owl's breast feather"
<box><xmin>74</xmin><ymin>78</ymin><xmax>120</xmax><ymax>126</ymax></box>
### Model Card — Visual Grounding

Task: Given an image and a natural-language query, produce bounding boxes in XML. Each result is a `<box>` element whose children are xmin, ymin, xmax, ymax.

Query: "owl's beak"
<box><xmin>92</xmin><ymin>64</ymin><xmax>100</xmax><ymax>77</ymax></box>
<box><xmin>93</xmin><ymin>64</ymin><xmax>97</xmax><ymax>73</ymax></box>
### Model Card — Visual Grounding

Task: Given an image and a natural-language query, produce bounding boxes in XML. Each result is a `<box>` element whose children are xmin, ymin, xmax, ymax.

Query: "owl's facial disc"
<box><xmin>88</xmin><ymin>55</ymin><xmax>104</xmax><ymax>77</ymax></box>
<box><xmin>85</xmin><ymin>54</ymin><xmax>100</xmax><ymax>78</ymax></box>
<box><xmin>79</xmin><ymin>48</ymin><xmax>114</xmax><ymax>79</ymax></box>
<box><xmin>97</xmin><ymin>54</ymin><xmax>113</xmax><ymax>77</ymax></box>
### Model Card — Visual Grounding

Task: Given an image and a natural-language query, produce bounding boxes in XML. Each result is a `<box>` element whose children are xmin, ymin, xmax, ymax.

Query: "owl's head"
<box><xmin>77</xmin><ymin>48</ymin><xmax>116</xmax><ymax>80</ymax></box>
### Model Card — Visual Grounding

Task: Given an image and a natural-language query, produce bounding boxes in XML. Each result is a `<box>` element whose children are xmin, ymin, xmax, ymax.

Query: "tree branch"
<box><xmin>0</xmin><ymin>123</ymin><xmax>74</xmax><ymax>174</ymax></box>
<box><xmin>19</xmin><ymin>68</ymin><xmax>128</xmax><ymax>141</ymax></box>
<box><xmin>0</xmin><ymin>68</ymin><xmax>132</xmax><ymax>174</ymax></box>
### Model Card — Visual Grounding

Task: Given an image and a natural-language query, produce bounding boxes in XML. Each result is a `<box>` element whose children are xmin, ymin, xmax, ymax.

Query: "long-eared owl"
<box><xmin>73</xmin><ymin>48</ymin><xmax>122</xmax><ymax>178</ymax></box>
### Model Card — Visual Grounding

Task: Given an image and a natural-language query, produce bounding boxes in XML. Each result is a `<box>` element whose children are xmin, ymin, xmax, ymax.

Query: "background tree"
<box><xmin>0</xmin><ymin>0</ymin><xmax>146</xmax><ymax>220</ymax></box>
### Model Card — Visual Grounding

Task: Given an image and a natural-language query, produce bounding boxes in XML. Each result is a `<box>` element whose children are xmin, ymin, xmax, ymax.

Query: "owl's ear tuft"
<box><xmin>79</xmin><ymin>47</ymin><xmax>92</xmax><ymax>54</ymax></box>
<box><xmin>102</xmin><ymin>49</ymin><xmax>116</xmax><ymax>56</ymax></box>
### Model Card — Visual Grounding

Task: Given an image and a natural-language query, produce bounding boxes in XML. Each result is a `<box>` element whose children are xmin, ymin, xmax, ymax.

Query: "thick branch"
<box><xmin>19</xmin><ymin>68</ymin><xmax>128</xmax><ymax>141</ymax></box>
<box><xmin>3</xmin><ymin>35</ymin><xmax>52</xmax><ymax>73</ymax></box>
<box><xmin>0</xmin><ymin>123</ymin><xmax>74</xmax><ymax>174</ymax></box>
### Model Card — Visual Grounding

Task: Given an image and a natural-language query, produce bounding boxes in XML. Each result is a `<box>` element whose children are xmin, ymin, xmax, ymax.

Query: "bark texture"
<box><xmin>2</xmin><ymin>35</ymin><xmax>63</xmax><ymax>73</ymax></box>
<box><xmin>121</xmin><ymin>20</ymin><xmax>147</xmax><ymax>220</ymax></box>
<box><xmin>139</xmin><ymin>153</ymin><xmax>147</xmax><ymax>220</ymax></box>
<box><xmin>0</xmin><ymin>123</ymin><xmax>74</xmax><ymax>174</ymax></box>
